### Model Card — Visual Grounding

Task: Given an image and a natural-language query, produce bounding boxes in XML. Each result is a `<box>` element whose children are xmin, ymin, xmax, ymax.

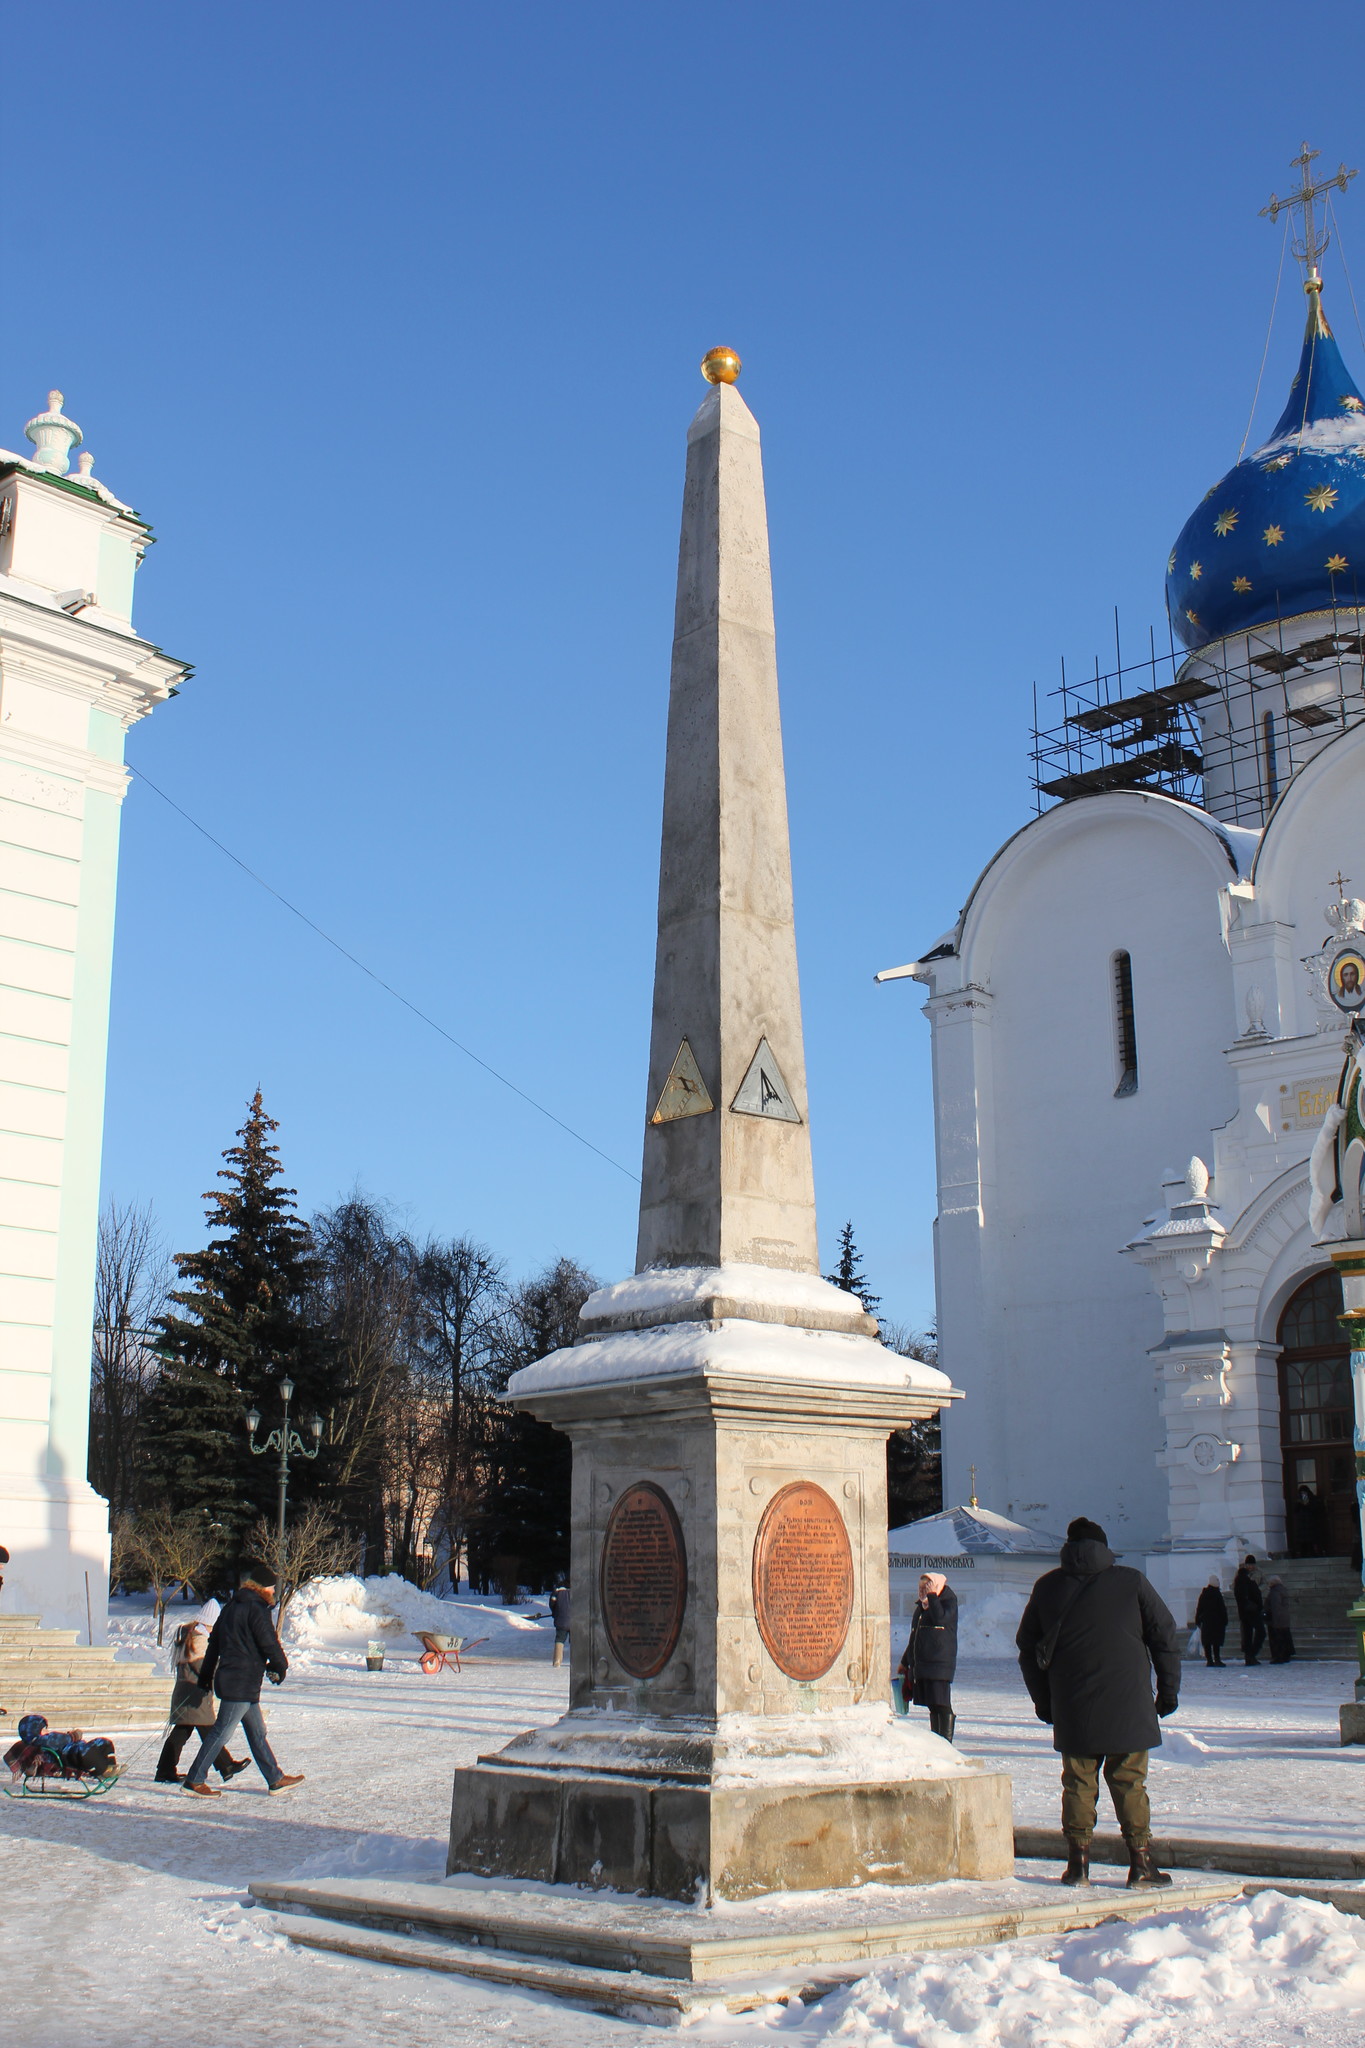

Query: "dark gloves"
<box><xmin>1156</xmin><ymin>1693</ymin><xmax>1179</xmax><ymax>1718</ymax></box>
<box><xmin>267</xmin><ymin>1670</ymin><xmax>284</xmax><ymax>1686</ymax></box>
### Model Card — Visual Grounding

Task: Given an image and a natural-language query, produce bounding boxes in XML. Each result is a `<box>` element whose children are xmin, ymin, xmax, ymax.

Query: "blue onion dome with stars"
<box><xmin>1167</xmin><ymin>276</ymin><xmax>1365</xmax><ymax>652</ymax></box>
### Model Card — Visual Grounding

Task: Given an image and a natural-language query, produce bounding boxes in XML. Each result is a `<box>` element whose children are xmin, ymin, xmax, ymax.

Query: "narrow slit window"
<box><xmin>1263</xmin><ymin>709</ymin><xmax>1279</xmax><ymax>805</ymax></box>
<box><xmin>1113</xmin><ymin>950</ymin><xmax>1138</xmax><ymax>1097</ymax></box>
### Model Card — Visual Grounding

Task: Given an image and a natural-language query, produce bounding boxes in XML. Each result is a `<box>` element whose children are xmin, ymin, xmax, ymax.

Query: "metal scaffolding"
<box><xmin>1029</xmin><ymin>601</ymin><xmax>1365</xmax><ymax>827</ymax></box>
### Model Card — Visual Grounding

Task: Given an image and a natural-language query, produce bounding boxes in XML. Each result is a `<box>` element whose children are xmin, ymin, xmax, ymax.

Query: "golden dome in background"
<box><xmin>700</xmin><ymin>346</ymin><xmax>741</xmax><ymax>385</ymax></box>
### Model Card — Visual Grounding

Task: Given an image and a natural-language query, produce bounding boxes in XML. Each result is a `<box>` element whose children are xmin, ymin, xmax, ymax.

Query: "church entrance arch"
<box><xmin>1277</xmin><ymin>1269</ymin><xmax>1355</xmax><ymax>1558</ymax></box>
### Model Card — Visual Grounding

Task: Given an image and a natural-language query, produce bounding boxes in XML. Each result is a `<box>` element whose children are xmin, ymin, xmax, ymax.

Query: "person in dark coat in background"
<box><xmin>182</xmin><ymin>1563</ymin><xmax>304</xmax><ymax>1798</ymax></box>
<box><xmin>155</xmin><ymin>1621</ymin><xmax>249</xmax><ymax>1784</ymax></box>
<box><xmin>898</xmin><ymin>1573</ymin><xmax>959</xmax><ymax>1743</ymax></box>
<box><xmin>1017</xmin><ymin>1517</ymin><xmax>1181</xmax><ymax>1891</ymax></box>
<box><xmin>549</xmin><ymin>1582</ymin><xmax>571</xmax><ymax>1668</ymax></box>
<box><xmin>1293</xmin><ymin>1484</ymin><xmax>1328</xmax><ymax>1558</ymax></box>
<box><xmin>1194</xmin><ymin>1577</ymin><xmax>1228</xmax><ymax>1667</ymax></box>
<box><xmin>1233</xmin><ymin>1556</ymin><xmax>1265</xmax><ymax>1665</ymax></box>
<box><xmin>1265</xmin><ymin>1577</ymin><xmax>1295</xmax><ymax>1663</ymax></box>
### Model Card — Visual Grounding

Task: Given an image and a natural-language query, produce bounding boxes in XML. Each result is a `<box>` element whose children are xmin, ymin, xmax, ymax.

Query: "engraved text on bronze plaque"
<box><xmin>752</xmin><ymin>1479</ymin><xmax>854</xmax><ymax>1680</ymax></box>
<box><xmin>600</xmin><ymin>1481</ymin><xmax>687</xmax><ymax>1678</ymax></box>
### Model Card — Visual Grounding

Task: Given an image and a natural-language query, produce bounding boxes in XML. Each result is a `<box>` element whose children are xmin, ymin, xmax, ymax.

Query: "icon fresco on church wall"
<box><xmin>1328</xmin><ymin>947</ymin><xmax>1365</xmax><ymax>1013</ymax></box>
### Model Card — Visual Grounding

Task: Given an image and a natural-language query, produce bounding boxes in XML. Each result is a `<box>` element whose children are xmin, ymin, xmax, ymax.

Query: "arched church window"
<box><xmin>1277</xmin><ymin>1267</ymin><xmax>1356</xmax><ymax>1558</ymax></box>
<box><xmin>1112</xmin><ymin>951</ymin><xmax>1138</xmax><ymax>1097</ymax></box>
<box><xmin>1262</xmin><ymin>710</ymin><xmax>1279</xmax><ymax>804</ymax></box>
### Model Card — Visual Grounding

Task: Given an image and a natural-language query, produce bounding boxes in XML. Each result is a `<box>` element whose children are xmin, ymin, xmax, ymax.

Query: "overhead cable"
<box><xmin>129</xmin><ymin>766</ymin><xmax>641</xmax><ymax>1184</ymax></box>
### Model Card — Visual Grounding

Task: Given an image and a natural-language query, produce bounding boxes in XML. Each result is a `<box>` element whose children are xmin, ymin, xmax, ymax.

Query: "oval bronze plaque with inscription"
<box><xmin>600</xmin><ymin>1481</ymin><xmax>688</xmax><ymax>1679</ymax></box>
<box><xmin>752</xmin><ymin>1480</ymin><xmax>854</xmax><ymax>1681</ymax></box>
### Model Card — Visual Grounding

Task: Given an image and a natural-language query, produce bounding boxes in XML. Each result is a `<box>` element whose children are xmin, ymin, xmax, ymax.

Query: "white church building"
<box><xmin>0</xmin><ymin>394</ymin><xmax>183</xmax><ymax>1634</ymax></box>
<box><xmin>890</xmin><ymin>164</ymin><xmax>1365</xmax><ymax>1623</ymax></box>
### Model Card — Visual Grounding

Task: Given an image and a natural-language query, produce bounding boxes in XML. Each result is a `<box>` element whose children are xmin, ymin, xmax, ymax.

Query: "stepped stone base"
<box><xmin>0</xmin><ymin>1614</ymin><xmax>167</xmax><ymax>1729</ymax></box>
<box><xmin>250</xmin><ymin>1869</ymin><xmax>1247</xmax><ymax>2020</ymax></box>
<box><xmin>448</xmin><ymin>1752</ymin><xmax>1012</xmax><ymax>1903</ymax></box>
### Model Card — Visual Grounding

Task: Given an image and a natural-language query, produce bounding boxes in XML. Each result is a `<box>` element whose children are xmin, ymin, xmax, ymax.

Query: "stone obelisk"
<box><xmin>447</xmin><ymin>352</ymin><xmax>1011</xmax><ymax>1902</ymax></box>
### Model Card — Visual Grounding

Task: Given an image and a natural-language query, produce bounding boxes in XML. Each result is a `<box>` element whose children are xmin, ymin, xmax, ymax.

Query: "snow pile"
<box><xmin>712</xmin><ymin>1704</ymin><xmax>978</xmax><ymax>1783</ymax></box>
<box><xmin>955</xmin><ymin>1588</ymin><xmax>1028</xmax><ymax>1658</ymax></box>
<box><xmin>107</xmin><ymin>1611</ymin><xmax>173</xmax><ymax>1672</ymax></box>
<box><xmin>1150</xmin><ymin>1727</ymin><xmax>1222</xmax><ymax>1768</ymax></box>
<box><xmin>805</xmin><ymin>1891</ymin><xmax>1365</xmax><ymax>2045</ymax></box>
<box><xmin>284</xmin><ymin>1574</ymin><xmax>547</xmax><ymax>1660</ymax></box>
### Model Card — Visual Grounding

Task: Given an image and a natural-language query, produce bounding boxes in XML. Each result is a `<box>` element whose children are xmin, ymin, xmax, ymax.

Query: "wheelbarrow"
<box><xmin>415</xmin><ymin>1629</ymin><xmax>490</xmax><ymax>1675</ymax></box>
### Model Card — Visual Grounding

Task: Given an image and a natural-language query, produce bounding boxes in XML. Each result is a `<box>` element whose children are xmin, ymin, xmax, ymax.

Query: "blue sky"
<box><xmin>9</xmin><ymin>2</ymin><xmax>1365</xmax><ymax>1326</ymax></box>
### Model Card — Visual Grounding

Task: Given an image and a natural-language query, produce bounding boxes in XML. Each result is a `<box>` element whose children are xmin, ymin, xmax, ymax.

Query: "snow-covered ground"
<box><xmin>2</xmin><ymin>1593</ymin><xmax>1361</xmax><ymax>2048</ymax></box>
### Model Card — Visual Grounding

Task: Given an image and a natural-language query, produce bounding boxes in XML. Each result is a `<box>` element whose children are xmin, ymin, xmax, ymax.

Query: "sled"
<box><xmin>3</xmin><ymin>1745</ymin><xmax>121</xmax><ymax>1800</ymax></box>
<box><xmin>415</xmin><ymin>1630</ymin><xmax>490</xmax><ymax>1675</ymax></box>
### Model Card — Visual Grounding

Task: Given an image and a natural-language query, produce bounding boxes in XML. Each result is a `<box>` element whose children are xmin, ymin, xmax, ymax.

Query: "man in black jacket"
<box><xmin>183</xmin><ymin>1562</ymin><xmax>305</xmax><ymax>1798</ymax></box>
<box><xmin>1016</xmin><ymin>1518</ymin><xmax>1180</xmax><ymax>1890</ymax></box>
<box><xmin>1233</xmin><ymin>1556</ymin><xmax>1266</xmax><ymax>1665</ymax></box>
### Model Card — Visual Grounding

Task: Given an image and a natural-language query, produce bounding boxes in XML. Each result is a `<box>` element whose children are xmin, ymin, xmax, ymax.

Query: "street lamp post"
<box><xmin>246</xmin><ymin>1377</ymin><xmax>323</xmax><ymax>1591</ymax></box>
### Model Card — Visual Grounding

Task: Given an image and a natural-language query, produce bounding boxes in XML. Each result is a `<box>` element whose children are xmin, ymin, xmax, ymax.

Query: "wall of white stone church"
<box><xmin>923</xmin><ymin>794</ymin><xmax>1247</xmax><ymax>1555</ymax></box>
<box><xmin>0</xmin><ymin>434</ymin><xmax>182</xmax><ymax>1637</ymax></box>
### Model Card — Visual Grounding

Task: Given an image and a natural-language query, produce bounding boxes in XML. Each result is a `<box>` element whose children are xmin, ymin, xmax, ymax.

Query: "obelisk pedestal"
<box><xmin>447</xmin><ymin>356</ymin><xmax>1012</xmax><ymax>1900</ymax></box>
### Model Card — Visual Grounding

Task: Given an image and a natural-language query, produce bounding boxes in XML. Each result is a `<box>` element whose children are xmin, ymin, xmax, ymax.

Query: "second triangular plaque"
<box><xmin>731</xmin><ymin>1037</ymin><xmax>802</xmax><ymax>1123</ymax></box>
<box><xmin>650</xmin><ymin>1038</ymin><xmax>715</xmax><ymax>1124</ymax></box>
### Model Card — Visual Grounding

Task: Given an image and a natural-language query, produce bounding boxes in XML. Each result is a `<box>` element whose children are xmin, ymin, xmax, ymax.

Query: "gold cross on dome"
<box><xmin>1334</xmin><ymin>870</ymin><xmax>1352</xmax><ymax>900</ymax></box>
<box><xmin>969</xmin><ymin>1464</ymin><xmax>979</xmax><ymax>1509</ymax></box>
<box><xmin>1262</xmin><ymin>143</ymin><xmax>1357</xmax><ymax>280</ymax></box>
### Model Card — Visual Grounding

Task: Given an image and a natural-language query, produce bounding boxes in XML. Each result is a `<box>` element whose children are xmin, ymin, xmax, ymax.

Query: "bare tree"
<box><xmin>477</xmin><ymin>1257</ymin><xmax>594</xmax><ymax>1593</ymax></box>
<box><xmin>312</xmin><ymin>1198</ymin><xmax>419</xmax><ymax>1546</ymax></box>
<box><xmin>109</xmin><ymin>1512</ymin><xmax>139</xmax><ymax>1594</ymax></box>
<box><xmin>245</xmin><ymin>1503</ymin><xmax>357</xmax><ymax>1622</ymax></box>
<box><xmin>90</xmin><ymin>1202</ymin><xmax>172</xmax><ymax>1515</ymax></box>
<box><xmin>411</xmin><ymin>1236</ymin><xmax>507</xmax><ymax>1588</ymax></box>
<box><xmin>125</xmin><ymin>1509</ymin><xmax>226</xmax><ymax>1642</ymax></box>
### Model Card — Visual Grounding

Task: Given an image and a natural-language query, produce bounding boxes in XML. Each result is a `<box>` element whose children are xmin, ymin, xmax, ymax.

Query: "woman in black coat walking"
<box><xmin>155</xmin><ymin>1622</ymin><xmax>248</xmax><ymax>1784</ymax></box>
<box><xmin>898</xmin><ymin>1572</ymin><xmax>958</xmax><ymax>1743</ymax></box>
<box><xmin>1194</xmin><ymin>1577</ymin><xmax>1228</xmax><ymax>1667</ymax></box>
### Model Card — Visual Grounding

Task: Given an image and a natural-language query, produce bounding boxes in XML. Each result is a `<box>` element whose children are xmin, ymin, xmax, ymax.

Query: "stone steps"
<box><xmin>0</xmin><ymin>1613</ymin><xmax>168</xmax><ymax>1729</ymax></box>
<box><xmin>1263</xmin><ymin>1560</ymin><xmax>1360</xmax><ymax>1659</ymax></box>
<box><xmin>251</xmin><ymin>1872</ymin><xmax>1249</xmax><ymax>2018</ymax></box>
<box><xmin>1183</xmin><ymin>1561</ymin><xmax>1360</xmax><ymax>1660</ymax></box>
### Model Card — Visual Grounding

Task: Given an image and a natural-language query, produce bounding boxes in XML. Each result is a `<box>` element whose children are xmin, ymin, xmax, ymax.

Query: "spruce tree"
<box><xmin>142</xmin><ymin>1092</ymin><xmax>339</xmax><ymax>1539</ymax></box>
<box><xmin>825</xmin><ymin>1220</ymin><xmax>882</xmax><ymax>1317</ymax></box>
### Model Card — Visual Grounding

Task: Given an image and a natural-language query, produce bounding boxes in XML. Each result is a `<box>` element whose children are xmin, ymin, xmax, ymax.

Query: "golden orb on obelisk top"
<box><xmin>700</xmin><ymin>346</ymin><xmax>741</xmax><ymax>385</ymax></box>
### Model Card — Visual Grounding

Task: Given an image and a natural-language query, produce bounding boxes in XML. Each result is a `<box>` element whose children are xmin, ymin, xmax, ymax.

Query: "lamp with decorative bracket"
<box><xmin>246</xmin><ymin>1376</ymin><xmax>323</xmax><ymax>1607</ymax></box>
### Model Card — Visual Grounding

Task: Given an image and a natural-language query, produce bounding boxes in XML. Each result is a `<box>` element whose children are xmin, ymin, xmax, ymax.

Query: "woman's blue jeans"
<box><xmin>184</xmin><ymin>1699</ymin><xmax>282</xmax><ymax>1788</ymax></box>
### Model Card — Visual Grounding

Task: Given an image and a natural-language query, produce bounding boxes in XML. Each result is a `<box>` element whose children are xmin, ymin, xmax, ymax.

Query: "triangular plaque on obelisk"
<box><xmin>731</xmin><ymin>1037</ymin><xmax>801</xmax><ymax>1123</ymax></box>
<box><xmin>650</xmin><ymin>1038</ymin><xmax>714</xmax><ymax>1124</ymax></box>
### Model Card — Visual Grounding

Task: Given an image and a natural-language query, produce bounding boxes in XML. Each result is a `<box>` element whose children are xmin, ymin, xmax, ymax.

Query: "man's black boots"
<box><xmin>1126</xmin><ymin>1843</ymin><xmax>1172</xmax><ymax>1888</ymax></box>
<box><xmin>943</xmin><ymin>1710</ymin><xmax>956</xmax><ymax>1745</ymax></box>
<box><xmin>1060</xmin><ymin>1839</ymin><xmax>1091</xmax><ymax>1886</ymax></box>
